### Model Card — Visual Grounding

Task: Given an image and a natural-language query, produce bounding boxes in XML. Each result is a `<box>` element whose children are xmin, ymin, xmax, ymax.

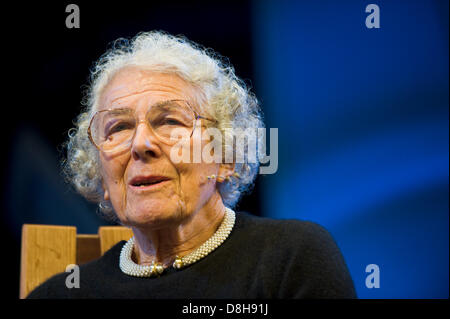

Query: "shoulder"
<box><xmin>26</xmin><ymin>241</ymin><xmax>125</xmax><ymax>299</ymax></box>
<box><xmin>236</xmin><ymin>211</ymin><xmax>337</xmax><ymax>248</ymax></box>
<box><xmin>234</xmin><ymin>211</ymin><xmax>346</xmax><ymax>267</ymax></box>
<box><xmin>235</xmin><ymin>212</ymin><xmax>357</xmax><ymax>298</ymax></box>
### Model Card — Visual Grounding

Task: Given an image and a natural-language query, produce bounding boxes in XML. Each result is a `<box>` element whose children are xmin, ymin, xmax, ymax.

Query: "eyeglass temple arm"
<box><xmin>196</xmin><ymin>115</ymin><xmax>217</xmax><ymax>123</ymax></box>
<box><xmin>191</xmin><ymin>115</ymin><xmax>217</xmax><ymax>138</ymax></box>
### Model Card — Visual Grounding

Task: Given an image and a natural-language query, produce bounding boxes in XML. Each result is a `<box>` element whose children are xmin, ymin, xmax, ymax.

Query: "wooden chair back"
<box><xmin>20</xmin><ymin>224</ymin><xmax>133</xmax><ymax>299</ymax></box>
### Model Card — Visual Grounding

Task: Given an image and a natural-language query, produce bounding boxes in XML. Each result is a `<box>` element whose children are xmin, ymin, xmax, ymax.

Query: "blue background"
<box><xmin>2</xmin><ymin>0</ymin><xmax>448</xmax><ymax>299</ymax></box>
<box><xmin>253</xmin><ymin>0</ymin><xmax>448</xmax><ymax>298</ymax></box>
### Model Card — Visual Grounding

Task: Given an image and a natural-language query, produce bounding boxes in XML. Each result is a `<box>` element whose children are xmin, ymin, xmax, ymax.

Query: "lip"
<box><xmin>128</xmin><ymin>175</ymin><xmax>171</xmax><ymax>191</ymax></box>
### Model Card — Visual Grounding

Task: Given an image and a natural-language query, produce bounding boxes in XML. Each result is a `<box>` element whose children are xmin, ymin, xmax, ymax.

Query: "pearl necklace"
<box><xmin>119</xmin><ymin>207</ymin><xmax>236</xmax><ymax>277</ymax></box>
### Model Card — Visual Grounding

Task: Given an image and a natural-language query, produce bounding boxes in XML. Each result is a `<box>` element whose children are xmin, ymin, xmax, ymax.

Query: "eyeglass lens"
<box><xmin>91</xmin><ymin>100</ymin><xmax>195</xmax><ymax>153</ymax></box>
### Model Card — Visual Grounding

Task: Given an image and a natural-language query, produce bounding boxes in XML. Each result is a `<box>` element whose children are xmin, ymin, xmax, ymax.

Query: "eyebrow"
<box><xmin>103</xmin><ymin>98</ymin><xmax>188</xmax><ymax>110</ymax></box>
<box><xmin>107</xmin><ymin>108</ymin><xmax>133</xmax><ymax>114</ymax></box>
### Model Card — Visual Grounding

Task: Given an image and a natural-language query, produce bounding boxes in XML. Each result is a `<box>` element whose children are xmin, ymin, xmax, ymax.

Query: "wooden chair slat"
<box><xmin>20</xmin><ymin>224</ymin><xmax>133</xmax><ymax>299</ymax></box>
<box><xmin>20</xmin><ymin>224</ymin><xmax>76</xmax><ymax>299</ymax></box>
<box><xmin>99</xmin><ymin>226</ymin><xmax>133</xmax><ymax>255</ymax></box>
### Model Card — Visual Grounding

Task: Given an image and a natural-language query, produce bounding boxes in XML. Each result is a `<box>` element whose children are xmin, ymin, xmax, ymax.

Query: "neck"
<box><xmin>130</xmin><ymin>192</ymin><xmax>226</xmax><ymax>267</ymax></box>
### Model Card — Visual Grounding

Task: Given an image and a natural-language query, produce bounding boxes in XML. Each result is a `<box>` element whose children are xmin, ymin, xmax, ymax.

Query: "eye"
<box><xmin>163</xmin><ymin>118</ymin><xmax>184</xmax><ymax>126</ymax></box>
<box><xmin>106</xmin><ymin>122</ymin><xmax>134</xmax><ymax>136</ymax></box>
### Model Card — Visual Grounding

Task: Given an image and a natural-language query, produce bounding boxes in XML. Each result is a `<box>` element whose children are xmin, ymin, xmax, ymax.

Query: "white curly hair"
<box><xmin>62</xmin><ymin>30</ymin><xmax>264</xmax><ymax>222</ymax></box>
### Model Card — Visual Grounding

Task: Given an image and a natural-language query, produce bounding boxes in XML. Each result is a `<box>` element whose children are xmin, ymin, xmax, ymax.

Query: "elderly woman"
<box><xmin>28</xmin><ymin>31</ymin><xmax>356</xmax><ymax>298</ymax></box>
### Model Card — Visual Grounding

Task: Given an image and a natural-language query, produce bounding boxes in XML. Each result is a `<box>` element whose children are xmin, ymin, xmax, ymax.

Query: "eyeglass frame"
<box><xmin>87</xmin><ymin>99</ymin><xmax>217</xmax><ymax>153</ymax></box>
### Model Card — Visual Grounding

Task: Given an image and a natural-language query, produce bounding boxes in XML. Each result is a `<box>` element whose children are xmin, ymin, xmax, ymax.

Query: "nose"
<box><xmin>130</xmin><ymin>121</ymin><xmax>162</xmax><ymax>161</ymax></box>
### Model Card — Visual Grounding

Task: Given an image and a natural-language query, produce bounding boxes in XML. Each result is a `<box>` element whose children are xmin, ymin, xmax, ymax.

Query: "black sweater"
<box><xmin>27</xmin><ymin>212</ymin><xmax>357</xmax><ymax>299</ymax></box>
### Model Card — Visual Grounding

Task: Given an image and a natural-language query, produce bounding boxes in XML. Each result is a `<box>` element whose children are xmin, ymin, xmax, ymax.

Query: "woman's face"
<box><xmin>98</xmin><ymin>67</ymin><xmax>220</xmax><ymax>228</ymax></box>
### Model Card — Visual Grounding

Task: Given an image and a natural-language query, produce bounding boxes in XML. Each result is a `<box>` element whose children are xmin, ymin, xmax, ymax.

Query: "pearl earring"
<box><xmin>207</xmin><ymin>173</ymin><xmax>238</xmax><ymax>182</ymax></box>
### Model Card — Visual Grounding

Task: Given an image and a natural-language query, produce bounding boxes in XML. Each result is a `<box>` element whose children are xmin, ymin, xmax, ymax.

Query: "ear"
<box><xmin>217</xmin><ymin>163</ymin><xmax>235</xmax><ymax>182</ymax></box>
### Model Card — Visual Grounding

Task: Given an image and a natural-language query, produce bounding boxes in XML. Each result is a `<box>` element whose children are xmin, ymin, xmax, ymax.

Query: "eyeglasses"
<box><xmin>88</xmin><ymin>99</ymin><xmax>216</xmax><ymax>155</ymax></box>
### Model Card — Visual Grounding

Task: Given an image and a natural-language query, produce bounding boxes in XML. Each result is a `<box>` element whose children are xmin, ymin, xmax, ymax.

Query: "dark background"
<box><xmin>2</xmin><ymin>0</ymin><xmax>260</xmax><ymax>299</ymax></box>
<box><xmin>1</xmin><ymin>0</ymin><xmax>448</xmax><ymax>299</ymax></box>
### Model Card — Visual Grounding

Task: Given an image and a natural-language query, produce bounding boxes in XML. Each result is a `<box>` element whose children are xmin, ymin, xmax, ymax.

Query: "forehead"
<box><xmin>98</xmin><ymin>67</ymin><xmax>202</xmax><ymax>111</ymax></box>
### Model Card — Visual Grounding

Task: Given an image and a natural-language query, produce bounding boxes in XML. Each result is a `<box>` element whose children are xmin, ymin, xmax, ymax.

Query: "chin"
<box><xmin>122</xmin><ymin>201</ymin><xmax>185</xmax><ymax>229</ymax></box>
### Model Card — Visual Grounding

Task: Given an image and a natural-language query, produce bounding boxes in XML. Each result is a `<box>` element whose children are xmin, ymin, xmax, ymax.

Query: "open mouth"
<box><xmin>129</xmin><ymin>176</ymin><xmax>170</xmax><ymax>188</ymax></box>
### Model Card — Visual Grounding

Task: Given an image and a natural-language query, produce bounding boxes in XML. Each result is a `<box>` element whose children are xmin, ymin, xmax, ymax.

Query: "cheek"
<box><xmin>100</xmin><ymin>155</ymin><xmax>129</xmax><ymax>192</ymax></box>
<box><xmin>176</xmin><ymin>162</ymin><xmax>217</xmax><ymax>201</ymax></box>
<box><xmin>173</xmin><ymin>134</ymin><xmax>220</xmax><ymax>195</ymax></box>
